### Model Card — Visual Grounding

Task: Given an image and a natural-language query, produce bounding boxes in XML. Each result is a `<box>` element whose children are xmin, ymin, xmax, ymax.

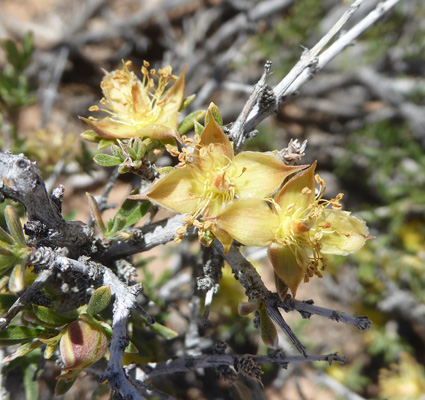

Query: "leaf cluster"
<box><xmin>0</xmin><ymin>32</ymin><xmax>35</xmax><ymax>112</ymax></box>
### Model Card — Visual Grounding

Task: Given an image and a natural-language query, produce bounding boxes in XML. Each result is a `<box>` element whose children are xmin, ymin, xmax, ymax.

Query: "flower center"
<box><xmin>210</xmin><ymin>171</ymin><xmax>231</xmax><ymax>194</ymax></box>
<box><xmin>273</xmin><ymin>201</ymin><xmax>312</xmax><ymax>245</ymax></box>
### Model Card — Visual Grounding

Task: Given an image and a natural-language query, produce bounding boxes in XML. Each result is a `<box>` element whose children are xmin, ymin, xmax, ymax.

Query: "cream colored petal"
<box><xmin>161</xmin><ymin>65</ymin><xmax>186</xmax><ymax>114</ymax></box>
<box><xmin>268</xmin><ymin>243</ymin><xmax>308</xmax><ymax>298</ymax></box>
<box><xmin>317</xmin><ymin>209</ymin><xmax>369</xmax><ymax>255</ymax></box>
<box><xmin>155</xmin><ymin>111</ymin><xmax>179</xmax><ymax>129</ymax></box>
<box><xmin>211</xmin><ymin>227</ymin><xmax>234</xmax><ymax>254</ymax></box>
<box><xmin>200</xmin><ymin>115</ymin><xmax>232</xmax><ymax>154</ymax></box>
<box><xmin>234</xmin><ymin>152</ymin><xmax>304</xmax><ymax>198</ymax></box>
<box><xmin>274</xmin><ymin>272</ymin><xmax>289</xmax><ymax>300</ymax></box>
<box><xmin>131</xmin><ymin>79</ymin><xmax>151</xmax><ymax>115</ymax></box>
<box><xmin>135</xmin><ymin>124</ymin><xmax>181</xmax><ymax>142</ymax></box>
<box><xmin>80</xmin><ymin>117</ymin><xmax>140</xmax><ymax>139</ymax></box>
<box><xmin>101</xmin><ymin>70</ymin><xmax>138</xmax><ymax>115</ymax></box>
<box><xmin>214</xmin><ymin>198</ymin><xmax>278</xmax><ymax>247</ymax></box>
<box><xmin>274</xmin><ymin>162</ymin><xmax>316</xmax><ymax>212</ymax></box>
<box><xmin>194</xmin><ymin>117</ymin><xmax>233</xmax><ymax>170</ymax></box>
<box><xmin>203</xmin><ymin>198</ymin><xmax>226</xmax><ymax>218</ymax></box>
<box><xmin>145</xmin><ymin>167</ymin><xmax>202</xmax><ymax>213</ymax></box>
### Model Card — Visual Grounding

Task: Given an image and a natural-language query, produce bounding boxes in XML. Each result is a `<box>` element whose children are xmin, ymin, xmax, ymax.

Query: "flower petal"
<box><xmin>80</xmin><ymin>117</ymin><xmax>139</xmax><ymax>139</ymax></box>
<box><xmin>234</xmin><ymin>152</ymin><xmax>304</xmax><ymax>198</ymax></box>
<box><xmin>214</xmin><ymin>198</ymin><xmax>278</xmax><ymax>246</ymax></box>
<box><xmin>136</xmin><ymin>124</ymin><xmax>181</xmax><ymax>142</ymax></box>
<box><xmin>161</xmin><ymin>65</ymin><xmax>186</xmax><ymax>115</ymax></box>
<box><xmin>200</xmin><ymin>114</ymin><xmax>232</xmax><ymax>153</ymax></box>
<box><xmin>268</xmin><ymin>243</ymin><xmax>308</xmax><ymax>297</ymax></box>
<box><xmin>211</xmin><ymin>227</ymin><xmax>234</xmax><ymax>254</ymax></box>
<box><xmin>102</xmin><ymin>62</ymin><xmax>149</xmax><ymax>116</ymax></box>
<box><xmin>195</xmin><ymin>116</ymin><xmax>233</xmax><ymax>170</ymax></box>
<box><xmin>317</xmin><ymin>209</ymin><xmax>369</xmax><ymax>255</ymax></box>
<box><xmin>274</xmin><ymin>162</ymin><xmax>316</xmax><ymax>212</ymax></box>
<box><xmin>144</xmin><ymin>167</ymin><xmax>202</xmax><ymax>213</ymax></box>
<box><xmin>274</xmin><ymin>272</ymin><xmax>289</xmax><ymax>300</ymax></box>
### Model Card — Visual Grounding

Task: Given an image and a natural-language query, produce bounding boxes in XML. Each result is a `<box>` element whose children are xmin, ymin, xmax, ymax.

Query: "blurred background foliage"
<box><xmin>0</xmin><ymin>0</ymin><xmax>424</xmax><ymax>399</ymax></box>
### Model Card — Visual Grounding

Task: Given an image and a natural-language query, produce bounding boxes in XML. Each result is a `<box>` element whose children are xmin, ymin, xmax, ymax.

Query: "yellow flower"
<box><xmin>129</xmin><ymin>115</ymin><xmax>304</xmax><ymax>241</ymax></box>
<box><xmin>379</xmin><ymin>353</ymin><xmax>425</xmax><ymax>400</ymax></box>
<box><xmin>213</xmin><ymin>162</ymin><xmax>369</xmax><ymax>297</ymax></box>
<box><xmin>80</xmin><ymin>60</ymin><xmax>185</xmax><ymax>142</ymax></box>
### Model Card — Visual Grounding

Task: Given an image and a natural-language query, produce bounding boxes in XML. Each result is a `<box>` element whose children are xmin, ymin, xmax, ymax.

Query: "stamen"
<box><xmin>301</xmin><ymin>187</ymin><xmax>311</xmax><ymax>195</ymax></box>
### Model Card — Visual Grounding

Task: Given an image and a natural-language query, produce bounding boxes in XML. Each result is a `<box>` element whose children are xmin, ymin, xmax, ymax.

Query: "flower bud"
<box><xmin>258</xmin><ymin>308</ymin><xmax>279</xmax><ymax>349</ymax></box>
<box><xmin>238</xmin><ymin>301</ymin><xmax>257</xmax><ymax>316</ymax></box>
<box><xmin>60</xmin><ymin>319</ymin><xmax>108</xmax><ymax>374</ymax></box>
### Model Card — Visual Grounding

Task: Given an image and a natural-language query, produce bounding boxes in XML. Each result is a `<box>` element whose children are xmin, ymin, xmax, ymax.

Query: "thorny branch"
<box><xmin>0</xmin><ymin>144</ymin><xmax>370</xmax><ymax>395</ymax></box>
<box><xmin>215</xmin><ymin>242</ymin><xmax>371</xmax><ymax>355</ymax></box>
<box><xmin>30</xmin><ymin>248</ymin><xmax>151</xmax><ymax>400</ymax></box>
<box><xmin>234</xmin><ymin>0</ymin><xmax>403</xmax><ymax>142</ymax></box>
<box><xmin>0</xmin><ymin>150</ymin><xmax>151</xmax><ymax>397</ymax></box>
<box><xmin>140</xmin><ymin>351</ymin><xmax>345</xmax><ymax>382</ymax></box>
<box><xmin>0</xmin><ymin>0</ymin><xmax>405</xmax><ymax>396</ymax></box>
<box><xmin>0</xmin><ymin>151</ymin><xmax>92</xmax><ymax>251</ymax></box>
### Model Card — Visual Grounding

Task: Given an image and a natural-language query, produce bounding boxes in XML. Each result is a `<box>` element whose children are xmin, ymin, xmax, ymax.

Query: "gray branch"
<box><xmin>0</xmin><ymin>151</ymin><xmax>93</xmax><ymax>250</ymax></box>
<box><xmin>24</xmin><ymin>247</ymin><xmax>151</xmax><ymax>400</ymax></box>
<box><xmin>240</xmin><ymin>0</ymin><xmax>402</xmax><ymax>137</ymax></box>
<box><xmin>105</xmin><ymin>214</ymin><xmax>187</xmax><ymax>259</ymax></box>
<box><xmin>284</xmin><ymin>297</ymin><xmax>372</xmax><ymax>331</ymax></box>
<box><xmin>140</xmin><ymin>351</ymin><xmax>345</xmax><ymax>382</ymax></box>
<box><xmin>213</xmin><ymin>241</ymin><xmax>371</xmax><ymax>354</ymax></box>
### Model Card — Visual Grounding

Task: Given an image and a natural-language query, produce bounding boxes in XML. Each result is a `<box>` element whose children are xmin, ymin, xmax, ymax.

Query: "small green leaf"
<box><xmin>194</xmin><ymin>120</ymin><xmax>204</xmax><ymax>136</ymax></box>
<box><xmin>32</xmin><ymin>305</ymin><xmax>75</xmax><ymax>326</ymax></box>
<box><xmin>0</xmin><ymin>241</ymin><xmax>16</xmax><ymax>254</ymax></box>
<box><xmin>93</xmin><ymin>154</ymin><xmax>122</xmax><ymax>167</ymax></box>
<box><xmin>149</xmin><ymin>322</ymin><xmax>179</xmax><ymax>340</ymax></box>
<box><xmin>133</xmin><ymin>138</ymin><xmax>144</xmax><ymax>159</ymax></box>
<box><xmin>4</xmin><ymin>206</ymin><xmax>26</xmax><ymax>246</ymax></box>
<box><xmin>126</xmin><ymin>146</ymin><xmax>138</xmax><ymax>160</ymax></box>
<box><xmin>106</xmin><ymin>219</ymin><xmax>114</xmax><ymax>232</ymax></box>
<box><xmin>258</xmin><ymin>308</ymin><xmax>278</xmax><ymax>349</ymax></box>
<box><xmin>0</xmin><ymin>294</ymin><xmax>17</xmax><ymax>311</ymax></box>
<box><xmin>205</xmin><ymin>103</ymin><xmax>223</xmax><ymax>126</ymax></box>
<box><xmin>0</xmin><ymin>254</ymin><xmax>18</xmax><ymax>270</ymax></box>
<box><xmin>22</xmin><ymin>32</ymin><xmax>34</xmax><ymax>59</ymax></box>
<box><xmin>111</xmin><ymin>144</ymin><xmax>126</xmax><ymax>160</ymax></box>
<box><xmin>87</xmin><ymin>286</ymin><xmax>111</xmax><ymax>316</ymax></box>
<box><xmin>81</xmin><ymin>130</ymin><xmax>102</xmax><ymax>142</ymax></box>
<box><xmin>0</xmin><ymin>326</ymin><xmax>46</xmax><ymax>345</ymax></box>
<box><xmin>179</xmin><ymin>94</ymin><xmax>196</xmax><ymax>111</ymax></box>
<box><xmin>118</xmin><ymin>164</ymin><xmax>130</xmax><ymax>174</ymax></box>
<box><xmin>0</xmin><ymin>225</ymin><xmax>14</xmax><ymax>245</ymax></box>
<box><xmin>114</xmin><ymin>190</ymin><xmax>151</xmax><ymax>230</ymax></box>
<box><xmin>44</xmin><ymin>342</ymin><xmax>58</xmax><ymax>359</ymax></box>
<box><xmin>106</xmin><ymin>216</ymin><xmax>125</xmax><ymax>235</ymax></box>
<box><xmin>8</xmin><ymin>262</ymin><xmax>25</xmax><ymax>293</ymax></box>
<box><xmin>4</xmin><ymin>40</ymin><xmax>20</xmax><ymax>69</ymax></box>
<box><xmin>98</xmin><ymin>139</ymin><xmax>116</xmax><ymax>150</ymax></box>
<box><xmin>55</xmin><ymin>376</ymin><xmax>77</xmax><ymax>396</ymax></box>
<box><xmin>178</xmin><ymin>110</ymin><xmax>206</xmax><ymax>135</ymax></box>
<box><xmin>2</xmin><ymin>340</ymin><xmax>42</xmax><ymax>363</ymax></box>
<box><xmin>23</xmin><ymin>363</ymin><xmax>39</xmax><ymax>400</ymax></box>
